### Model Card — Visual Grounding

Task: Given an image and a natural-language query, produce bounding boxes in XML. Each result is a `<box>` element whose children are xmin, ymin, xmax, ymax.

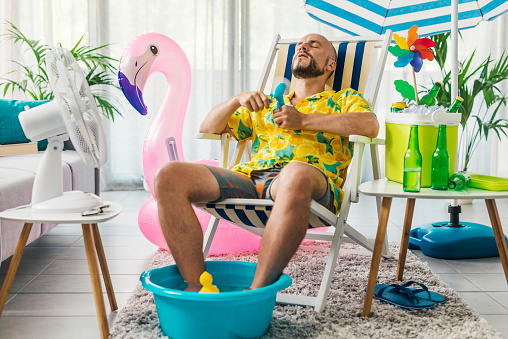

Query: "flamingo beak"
<box><xmin>118</xmin><ymin>69</ymin><xmax>147</xmax><ymax>115</ymax></box>
<box><xmin>118</xmin><ymin>49</ymin><xmax>157</xmax><ymax>116</ymax></box>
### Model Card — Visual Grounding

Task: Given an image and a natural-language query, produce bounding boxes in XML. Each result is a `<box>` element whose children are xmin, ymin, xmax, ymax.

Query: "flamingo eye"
<box><xmin>150</xmin><ymin>45</ymin><xmax>159</xmax><ymax>56</ymax></box>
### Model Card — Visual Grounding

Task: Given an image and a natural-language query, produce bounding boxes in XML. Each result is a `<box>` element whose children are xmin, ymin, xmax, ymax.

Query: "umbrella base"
<box><xmin>408</xmin><ymin>221</ymin><xmax>508</xmax><ymax>259</ymax></box>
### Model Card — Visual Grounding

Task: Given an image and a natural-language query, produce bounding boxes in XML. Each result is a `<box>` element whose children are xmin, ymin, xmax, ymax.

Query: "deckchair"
<box><xmin>195</xmin><ymin>30</ymin><xmax>393</xmax><ymax>312</ymax></box>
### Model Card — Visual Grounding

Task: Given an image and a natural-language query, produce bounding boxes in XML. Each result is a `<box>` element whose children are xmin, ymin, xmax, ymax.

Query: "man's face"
<box><xmin>291</xmin><ymin>34</ymin><xmax>334</xmax><ymax>79</ymax></box>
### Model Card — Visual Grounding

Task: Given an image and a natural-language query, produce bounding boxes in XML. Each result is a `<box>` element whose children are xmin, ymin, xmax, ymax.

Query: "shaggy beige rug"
<box><xmin>110</xmin><ymin>242</ymin><xmax>502</xmax><ymax>338</ymax></box>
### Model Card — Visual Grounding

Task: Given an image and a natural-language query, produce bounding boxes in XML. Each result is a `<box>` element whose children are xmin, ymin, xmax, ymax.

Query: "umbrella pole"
<box><xmin>451</xmin><ymin>0</ymin><xmax>459</xmax><ymax>206</ymax></box>
<box><xmin>412</xmin><ymin>68</ymin><xmax>419</xmax><ymax>104</ymax></box>
<box><xmin>451</xmin><ymin>0</ymin><xmax>458</xmax><ymax>101</ymax></box>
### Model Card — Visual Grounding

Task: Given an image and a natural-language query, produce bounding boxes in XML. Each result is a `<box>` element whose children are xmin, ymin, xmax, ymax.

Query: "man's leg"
<box><xmin>249</xmin><ymin>162</ymin><xmax>329</xmax><ymax>289</ymax></box>
<box><xmin>154</xmin><ymin>162</ymin><xmax>221</xmax><ymax>291</ymax></box>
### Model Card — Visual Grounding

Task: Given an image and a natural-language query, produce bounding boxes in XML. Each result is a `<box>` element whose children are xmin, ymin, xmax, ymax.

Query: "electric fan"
<box><xmin>18</xmin><ymin>47</ymin><xmax>107</xmax><ymax>212</ymax></box>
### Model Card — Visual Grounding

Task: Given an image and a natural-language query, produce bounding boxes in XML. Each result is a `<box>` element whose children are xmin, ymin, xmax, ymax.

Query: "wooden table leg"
<box><xmin>0</xmin><ymin>223</ymin><xmax>33</xmax><ymax>317</ymax></box>
<box><xmin>397</xmin><ymin>198</ymin><xmax>416</xmax><ymax>281</ymax></box>
<box><xmin>485</xmin><ymin>199</ymin><xmax>508</xmax><ymax>285</ymax></box>
<box><xmin>91</xmin><ymin>223</ymin><xmax>117</xmax><ymax>311</ymax></box>
<box><xmin>362</xmin><ymin>197</ymin><xmax>392</xmax><ymax>317</ymax></box>
<box><xmin>82</xmin><ymin>224</ymin><xmax>109</xmax><ymax>339</ymax></box>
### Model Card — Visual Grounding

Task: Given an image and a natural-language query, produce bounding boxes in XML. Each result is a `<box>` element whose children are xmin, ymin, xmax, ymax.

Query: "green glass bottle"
<box><xmin>431</xmin><ymin>125</ymin><xmax>449</xmax><ymax>190</ymax></box>
<box><xmin>403</xmin><ymin>125</ymin><xmax>422</xmax><ymax>192</ymax></box>
<box><xmin>448</xmin><ymin>171</ymin><xmax>471</xmax><ymax>190</ymax></box>
<box><xmin>447</xmin><ymin>96</ymin><xmax>464</xmax><ymax>113</ymax></box>
<box><xmin>419</xmin><ymin>82</ymin><xmax>442</xmax><ymax>107</ymax></box>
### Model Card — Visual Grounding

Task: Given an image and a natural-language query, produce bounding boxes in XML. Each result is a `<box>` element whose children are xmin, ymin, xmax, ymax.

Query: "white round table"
<box><xmin>0</xmin><ymin>201</ymin><xmax>122</xmax><ymax>339</ymax></box>
<box><xmin>358</xmin><ymin>179</ymin><xmax>508</xmax><ymax>317</ymax></box>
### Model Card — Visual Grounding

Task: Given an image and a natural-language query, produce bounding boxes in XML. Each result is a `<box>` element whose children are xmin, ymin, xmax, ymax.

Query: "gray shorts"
<box><xmin>204</xmin><ymin>164</ymin><xmax>336</xmax><ymax>214</ymax></box>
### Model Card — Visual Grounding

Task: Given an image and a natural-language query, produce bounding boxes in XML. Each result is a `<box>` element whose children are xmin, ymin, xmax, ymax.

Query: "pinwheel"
<box><xmin>388</xmin><ymin>25</ymin><xmax>435</xmax><ymax>103</ymax></box>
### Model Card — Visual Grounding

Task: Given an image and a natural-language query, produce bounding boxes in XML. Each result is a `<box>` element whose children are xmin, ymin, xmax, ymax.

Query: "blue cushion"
<box><xmin>0</xmin><ymin>99</ymin><xmax>51</xmax><ymax>151</ymax></box>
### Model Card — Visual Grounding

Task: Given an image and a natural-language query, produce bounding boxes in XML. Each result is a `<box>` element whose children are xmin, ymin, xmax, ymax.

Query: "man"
<box><xmin>154</xmin><ymin>33</ymin><xmax>379</xmax><ymax>291</ymax></box>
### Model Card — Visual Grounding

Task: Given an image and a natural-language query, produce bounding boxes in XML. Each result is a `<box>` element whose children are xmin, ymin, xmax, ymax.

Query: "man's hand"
<box><xmin>235</xmin><ymin>91</ymin><xmax>270</xmax><ymax>112</ymax></box>
<box><xmin>273</xmin><ymin>105</ymin><xmax>305</xmax><ymax>130</ymax></box>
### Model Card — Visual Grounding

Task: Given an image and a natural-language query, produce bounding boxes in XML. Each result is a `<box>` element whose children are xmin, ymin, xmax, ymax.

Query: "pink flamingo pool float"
<box><xmin>118</xmin><ymin>33</ymin><xmax>261</xmax><ymax>254</ymax></box>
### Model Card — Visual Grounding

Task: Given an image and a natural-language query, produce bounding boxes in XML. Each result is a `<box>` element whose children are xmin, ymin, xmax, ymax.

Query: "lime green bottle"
<box><xmin>448</xmin><ymin>171</ymin><xmax>471</xmax><ymax>190</ymax></box>
<box><xmin>431</xmin><ymin>125</ymin><xmax>449</xmax><ymax>190</ymax></box>
<box><xmin>447</xmin><ymin>96</ymin><xmax>463</xmax><ymax>113</ymax></box>
<box><xmin>403</xmin><ymin>125</ymin><xmax>422</xmax><ymax>192</ymax></box>
<box><xmin>419</xmin><ymin>82</ymin><xmax>442</xmax><ymax>107</ymax></box>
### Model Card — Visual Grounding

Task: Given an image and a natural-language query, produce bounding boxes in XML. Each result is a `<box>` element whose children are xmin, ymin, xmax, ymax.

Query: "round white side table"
<box><xmin>358</xmin><ymin>179</ymin><xmax>508</xmax><ymax>317</ymax></box>
<box><xmin>0</xmin><ymin>201</ymin><xmax>122</xmax><ymax>339</ymax></box>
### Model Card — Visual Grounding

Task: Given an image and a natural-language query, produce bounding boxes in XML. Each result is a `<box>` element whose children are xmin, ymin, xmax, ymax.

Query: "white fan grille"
<box><xmin>47</xmin><ymin>48</ymin><xmax>107</xmax><ymax>168</ymax></box>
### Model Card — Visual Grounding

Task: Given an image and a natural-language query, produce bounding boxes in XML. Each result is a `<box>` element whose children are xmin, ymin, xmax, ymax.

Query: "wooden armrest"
<box><xmin>349</xmin><ymin>135</ymin><xmax>385</xmax><ymax>145</ymax></box>
<box><xmin>196</xmin><ymin>133</ymin><xmax>223</xmax><ymax>140</ymax></box>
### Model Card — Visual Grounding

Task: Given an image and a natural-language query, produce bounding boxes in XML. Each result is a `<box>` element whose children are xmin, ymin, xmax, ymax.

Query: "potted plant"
<box><xmin>430</xmin><ymin>32</ymin><xmax>508</xmax><ymax>172</ymax></box>
<box><xmin>0</xmin><ymin>21</ymin><xmax>122</xmax><ymax>121</ymax></box>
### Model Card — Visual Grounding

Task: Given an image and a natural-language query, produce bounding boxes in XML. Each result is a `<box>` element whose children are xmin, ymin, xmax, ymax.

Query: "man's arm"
<box><xmin>273</xmin><ymin>105</ymin><xmax>379</xmax><ymax>138</ymax></box>
<box><xmin>199</xmin><ymin>91</ymin><xmax>270</xmax><ymax>134</ymax></box>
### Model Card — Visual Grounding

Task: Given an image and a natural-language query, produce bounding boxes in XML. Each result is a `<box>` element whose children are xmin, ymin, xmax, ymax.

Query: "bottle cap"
<box><xmin>455</xmin><ymin>96</ymin><xmax>464</xmax><ymax>102</ymax></box>
<box><xmin>435</xmin><ymin>81</ymin><xmax>442</xmax><ymax>87</ymax></box>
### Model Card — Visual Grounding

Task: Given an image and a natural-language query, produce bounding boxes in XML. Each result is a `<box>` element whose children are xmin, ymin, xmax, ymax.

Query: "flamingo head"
<box><xmin>118</xmin><ymin>34</ymin><xmax>163</xmax><ymax>116</ymax></box>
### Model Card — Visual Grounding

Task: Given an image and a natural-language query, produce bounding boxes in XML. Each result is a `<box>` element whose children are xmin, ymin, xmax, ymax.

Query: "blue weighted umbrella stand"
<box><xmin>408</xmin><ymin>205</ymin><xmax>508</xmax><ymax>259</ymax></box>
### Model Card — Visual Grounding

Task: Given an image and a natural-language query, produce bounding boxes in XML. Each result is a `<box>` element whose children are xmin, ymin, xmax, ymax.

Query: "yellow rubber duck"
<box><xmin>199</xmin><ymin>271</ymin><xmax>220</xmax><ymax>293</ymax></box>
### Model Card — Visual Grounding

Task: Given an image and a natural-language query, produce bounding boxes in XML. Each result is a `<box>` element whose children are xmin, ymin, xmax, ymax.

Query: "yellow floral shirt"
<box><xmin>227</xmin><ymin>88</ymin><xmax>373</xmax><ymax>212</ymax></box>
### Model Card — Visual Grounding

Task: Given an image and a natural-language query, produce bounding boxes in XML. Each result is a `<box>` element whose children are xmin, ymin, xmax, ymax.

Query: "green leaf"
<box><xmin>394</xmin><ymin>80</ymin><xmax>416</xmax><ymax>101</ymax></box>
<box><xmin>304</xmin><ymin>155</ymin><xmax>320</xmax><ymax>165</ymax></box>
<box><xmin>490</xmin><ymin>97</ymin><xmax>507</xmax><ymax>123</ymax></box>
<box><xmin>430</xmin><ymin>33</ymin><xmax>448</xmax><ymax>70</ymax></box>
<box><xmin>3</xmin><ymin>82</ymin><xmax>10</xmax><ymax>96</ymax></box>
<box><xmin>0</xmin><ymin>20</ymin><xmax>121</xmax><ymax>121</ymax></box>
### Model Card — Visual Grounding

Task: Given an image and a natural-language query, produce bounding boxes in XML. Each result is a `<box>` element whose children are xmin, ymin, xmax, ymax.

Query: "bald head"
<box><xmin>298</xmin><ymin>34</ymin><xmax>336</xmax><ymax>62</ymax></box>
<box><xmin>292</xmin><ymin>34</ymin><xmax>337</xmax><ymax>80</ymax></box>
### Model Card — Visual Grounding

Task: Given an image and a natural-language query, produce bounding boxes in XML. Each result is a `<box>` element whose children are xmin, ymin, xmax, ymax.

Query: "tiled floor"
<box><xmin>0</xmin><ymin>190</ymin><xmax>508</xmax><ymax>338</ymax></box>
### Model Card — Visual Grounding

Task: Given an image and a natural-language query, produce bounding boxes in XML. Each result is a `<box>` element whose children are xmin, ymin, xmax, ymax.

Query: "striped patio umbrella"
<box><xmin>304</xmin><ymin>0</ymin><xmax>508</xmax><ymax>37</ymax></box>
<box><xmin>304</xmin><ymin>0</ymin><xmax>508</xmax><ymax>221</ymax></box>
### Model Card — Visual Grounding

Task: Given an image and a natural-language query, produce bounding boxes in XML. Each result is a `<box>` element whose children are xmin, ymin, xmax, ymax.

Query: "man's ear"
<box><xmin>327</xmin><ymin>60</ymin><xmax>336</xmax><ymax>73</ymax></box>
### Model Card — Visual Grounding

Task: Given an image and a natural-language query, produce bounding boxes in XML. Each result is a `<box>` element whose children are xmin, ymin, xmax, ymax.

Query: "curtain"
<box><xmin>1</xmin><ymin>0</ymin><xmax>507</xmax><ymax>191</ymax></box>
<box><xmin>1</xmin><ymin>0</ymin><xmax>239</xmax><ymax>190</ymax></box>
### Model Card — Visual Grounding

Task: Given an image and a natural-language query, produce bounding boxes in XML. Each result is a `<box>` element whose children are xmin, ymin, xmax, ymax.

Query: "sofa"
<box><xmin>0</xmin><ymin>99</ymin><xmax>99</xmax><ymax>264</ymax></box>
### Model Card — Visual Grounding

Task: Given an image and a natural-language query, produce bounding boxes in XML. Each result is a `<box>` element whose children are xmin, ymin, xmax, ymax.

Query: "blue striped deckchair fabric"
<box><xmin>200</xmin><ymin>202</ymin><xmax>331</xmax><ymax>229</ymax></box>
<box><xmin>272</xmin><ymin>40</ymin><xmax>374</xmax><ymax>95</ymax></box>
<box><xmin>304</xmin><ymin>0</ymin><xmax>508</xmax><ymax>38</ymax></box>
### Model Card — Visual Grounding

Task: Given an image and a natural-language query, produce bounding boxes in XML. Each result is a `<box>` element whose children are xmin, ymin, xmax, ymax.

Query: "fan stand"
<box><xmin>31</xmin><ymin>134</ymin><xmax>103</xmax><ymax>213</ymax></box>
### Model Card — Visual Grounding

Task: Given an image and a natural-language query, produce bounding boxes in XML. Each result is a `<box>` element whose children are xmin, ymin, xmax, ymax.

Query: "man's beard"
<box><xmin>292</xmin><ymin>55</ymin><xmax>326</xmax><ymax>79</ymax></box>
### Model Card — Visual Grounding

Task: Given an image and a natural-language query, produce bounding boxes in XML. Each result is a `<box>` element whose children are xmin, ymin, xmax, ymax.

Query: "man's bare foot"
<box><xmin>184</xmin><ymin>282</ymin><xmax>202</xmax><ymax>292</ymax></box>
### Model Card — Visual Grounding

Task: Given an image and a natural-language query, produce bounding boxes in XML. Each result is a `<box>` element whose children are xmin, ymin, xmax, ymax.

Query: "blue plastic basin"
<box><xmin>140</xmin><ymin>261</ymin><xmax>292</xmax><ymax>339</ymax></box>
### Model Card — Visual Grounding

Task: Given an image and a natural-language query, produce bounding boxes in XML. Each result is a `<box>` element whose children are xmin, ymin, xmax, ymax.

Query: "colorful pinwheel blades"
<box><xmin>388</xmin><ymin>45</ymin><xmax>410</xmax><ymax>57</ymax></box>
<box><xmin>394</xmin><ymin>53</ymin><xmax>414</xmax><ymax>68</ymax></box>
<box><xmin>389</xmin><ymin>25</ymin><xmax>435</xmax><ymax>73</ymax></box>
<box><xmin>411</xmin><ymin>52</ymin><xmax>423</xmax><ymax>72</ymax></box>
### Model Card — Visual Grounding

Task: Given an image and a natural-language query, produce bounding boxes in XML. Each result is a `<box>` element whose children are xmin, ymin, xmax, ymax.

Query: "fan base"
<box><xmin>32</xmin><ymin>191</ymin><xmax>104</xmax><ymax>213</ymax></box>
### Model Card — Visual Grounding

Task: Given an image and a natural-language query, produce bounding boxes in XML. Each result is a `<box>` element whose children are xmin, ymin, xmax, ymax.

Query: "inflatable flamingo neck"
<box><xmin>143</xmin><ymin>41</ymin><xmax>191</xmax><ymax>194</ymax></box>
<box><xmin>119</xmin><ymin>33</ymin><xmax>191</xmax><ymax>196</ymax></box>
